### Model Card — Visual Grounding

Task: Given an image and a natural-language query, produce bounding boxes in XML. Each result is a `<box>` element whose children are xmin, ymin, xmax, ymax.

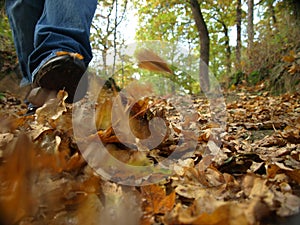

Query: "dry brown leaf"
<box><xmin>177</xmin><ymin>196</ymin><xmax>248</xmax><ymax>225</ymax></box>
<box><xmin>248</xmin><ymin>177</ymin><xmax>269</xmax><ymax>199</ymax></box>
<box><xmin>0</xmin><ymin>114</ymin><xmax>28</xmax><ymax>133</ymax></box>
<box><xmin>1</xmin><ymin>71</ymin><xmax>300</xmax><ymax>224</ymax></box>
<box><xmin>244</xmin><ymin>197</ymin><xmax>270</xmax><ymax>224</ymax></box>
<box><xmin>136</xmin><ymin>49</ymin><xmax>172</xmax><ymax>74</ymax></box>
<box><xmin>36</xmin><ymin>90</ymin><xmax>68</xmax><ymax>123</ymax></box>
<box><xmin>74</xmin><ymin>193</ymin><xmax>103</xmax><ymax>225</ymax></box>
<box><xmin>0</xmin><ymin>132</ymin><xmax>92</xmax><ymax>223</ymax></box>
<box><xmin>281</xmin><ymin>125</ymin><xmax>300</xmax><ymax>144</ymax></box>
<box><xmin>286</xmin><ymin>169</ymin><xmax>300</xmax><ymax>184</ymax></box>
<box><xmin>95</xmin><ymin>97</ymin><xmax>113</xmax><ymax>130</ymax></box>
<box><xmin>190</xmin><ymin>203</ymin><xmax>249</xmax><ymax>225</ymax></box>
<box><xmin>195</xmin><ymin>165</ymin><xmax>226</xmax><ymax>188</ymax></box>
<box><xmin>276</xmin><ymin>192</ymin><xmax>300</xmax><ymax>217</ymax></box>
<box><xmin>0</xmin><ymin>134</ymin><xmax>38</xmax><ymax>224</ymax></box>
<box><xmin>288</xmin><ymin>64</ymin><xmax>300</xmax><ymax>74</ymax></box>
<box><xmin>142</xmin><ymin>184</ymin><xmax>175</xmax><ymax>215</ymax></box>
<box><xmin>100</xmin><ymin>182</ymin><xmax>141</xmax><ymax>225</ymax></box>
<box><xmin>0</xmin><ymin>132</ymin><xmax>13</xmax><ymax>148</ymax></box>
<box><xmin>282</xmin><ymin>51</ymin><xmax>296</xmax><ymax>63</ymax></box>
<box><xmin>175</xmin><ymin>184</ymin><xmax>207</xmax><ymax>199</ymax></box>
<box><xmin>267</xmin><ymin>164</ymin><xmax>282</xmax><ymax>179</ymax></box>
<box><xmin>64</xmin><ymin>152</ymin><xmax>86</xmax><ymax>172</ymax></box>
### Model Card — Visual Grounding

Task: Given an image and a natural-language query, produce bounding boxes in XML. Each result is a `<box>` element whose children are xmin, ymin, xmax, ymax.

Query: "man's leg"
<box><xmin>5</xmin><ymin>0</ymin><xmax>44</xmax><ymax>85</ymax></box>
<box><xmin>29</xmin><ymin>0</ymin><xmax>97</xmax><ymax>103</ymax></box>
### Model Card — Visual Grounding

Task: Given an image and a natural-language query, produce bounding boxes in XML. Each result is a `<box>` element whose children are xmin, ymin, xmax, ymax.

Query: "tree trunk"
<box><xmin>217</xmin><ymin>19</ymin><xmax>231</xmax><ymax>75</ymax></box>
<box><xmin>247</xmin><ymin>0</ymin><xmax>254</xmax><ymax>51</ymax></box>
<box><xmin>236</xmin><ymin>0</ymin><xmax>242</xmax><ymax>69</ymax></box>
<box><xmin>190</xmin><ymin>0</ymin><xmax>210</xmax><ymax>92</ymax></box>
<box><xmin>292</xmin><ymin>0</ymin><xmax>300</xmax><ymax>25</ymax></box>
<box><xmin>223</xmin><ymin>22</ymin><xmax>231</xmax><ymax>75</ymax></box>
<box><xmin>268</xmin><ymin>0</ymin><xmax>276</xmax><ymax>26</ymax></box>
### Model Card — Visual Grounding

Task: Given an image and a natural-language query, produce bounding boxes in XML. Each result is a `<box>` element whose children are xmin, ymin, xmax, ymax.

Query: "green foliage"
<box><xmin>133</xmin><ymin>1</ymin><xmax>201</xmax><ymax>93</ymax></box>
<box><xmin>229</xmin><ymin>71</ymin><xmax>245</xmax><ymax>86</ymax></box>
<box><xmin>139</xmin><ymin>66</ymin><xmax>199</xmax><ymax>95</ymax></box>
<box><xmin>133</xmin><ymin>0</ymin><xmax>242</xmax><ymax>82</ymax></box>
<box><xmin>247</xmin><ymin>69</ymin><xmax>269</xmax><ymax>85</ymax></box>
<box><xmin>0</xmin><ymin>5</ymin><xmax>17</xmax><ymax>75</ymax></box>
<box><xmin>0</xmin><ymin>8</ymin><xmax>14</xmax><ymax>52</ymax></box>
<box><xmin>247</xmin><ymin>71</ymin><xmax>260</xmax><ymax>85</ymax></box>
<box><xmin>131</xmin><ymin>0</ymin><xmax>299</xmax><ymax>94</ymax></box>
<box><xmin>203</xmin><ymin>0</ymin><xmax>239</xmax><ymax>77</ymax></box>
<box><xmin>134</xmin><ymin>0</ymin><xmax>194</xmax><ymax>44</ymax></box>
<box><xmin>0</xmin><ymin>92</ymin><xmax>5</xmax><ymax>100</ymax></box>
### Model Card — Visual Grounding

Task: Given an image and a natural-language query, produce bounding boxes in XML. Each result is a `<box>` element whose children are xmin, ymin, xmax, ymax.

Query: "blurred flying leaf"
<box><xmin>136</xmin><ymin>49</ymin><xmax>173</xmax><ymax>74</ymax></box>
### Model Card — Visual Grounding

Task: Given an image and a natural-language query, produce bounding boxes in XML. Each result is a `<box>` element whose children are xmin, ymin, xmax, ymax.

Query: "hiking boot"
<box><xmin>24</xmin><ymin>102</ymin><xmax>38</xmax><ymax>116</ymax></box>
<box><xmin>33</xmin><ymin>53</ymin><xmax>88</xmax><ymax>103</ymax></box>
<box><xmin>24</xmin><ymin>87</ymin><xmax>57</xmax><ymax>115</ymax></box>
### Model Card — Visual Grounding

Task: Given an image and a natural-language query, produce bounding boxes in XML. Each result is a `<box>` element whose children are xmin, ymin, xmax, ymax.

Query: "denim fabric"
<box><xmin>5</xmin><ymin>0</ymin><xmax>97</xmax><ymax>85</ymax></box>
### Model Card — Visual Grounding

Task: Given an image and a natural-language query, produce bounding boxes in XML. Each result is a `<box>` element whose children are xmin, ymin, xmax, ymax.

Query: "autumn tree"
<box><xmin>134</xmin><ymin>0</ymin><xmax>211</xmax><ymax>93</ymax></box>
<box><xmin>266</xmin><ymin>0</ymin><xmax>277</xmax><ymax>29</ymax></box>
<box><xmin>133</xmin><ymin>0</ymin><xmax>201</xmax><ymax>94</ymax></box>
<box><xmin>91</xmin><ymin>0</ymin><xmax>128</xmax><ymax>78</ymax></box>
<box><xmin>236</xmin><ymin>0</ymin><xmax>242</xmax><ymax>69</ymax></box>
<box><xmin>96</xmin><ymin>0</ymin><xmax>299</xmax><ymax>92</ymax></box>
<box><xmin>247</xmin><ymin>0</ymin><xmax>254</xmax><ymax>52</ymax></box>
<box><xmin>190</xmin><ymin>0</ymin><xmax>210</xmax><ymax>92</ymax></box>
<box><xmin>204</xmin><ymin>0</ymin><xmax>237</xmax><ymax>76</ymax></box>
<box><xmin>245</xmin><ymin>0</ymin><xmax>254</xmax><ymax>74</ymax></box>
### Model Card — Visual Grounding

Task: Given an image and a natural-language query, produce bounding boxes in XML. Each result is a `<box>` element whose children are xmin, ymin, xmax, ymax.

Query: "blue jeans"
<box><xmin>5</xmin><ymin>0</ymin><xmax>97</xmax><ymax>85</ymax></box>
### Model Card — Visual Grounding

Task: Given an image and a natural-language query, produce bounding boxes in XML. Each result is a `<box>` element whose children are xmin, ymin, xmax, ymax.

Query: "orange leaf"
<box><xmin>64</xmin><ymin>152</ymin><xmax>86</xmax><ymax>172</ymax></box>
<box><xmin>282</xmin><ymin>55</ymin><xmax>295</xmax><ymax>63</ymax></box>
<box><xmin>286</xmin><ymin>169</ymin><xmax>300</xmax><ymax>184</ymax></box>
<box><xmin>56</xmin><ymin>51</ymin><xmax>84</xmax><ymax>60</ymax></box>
<box><xmin>141</xmin><ymin>184</ymin><xmax>175</xmax><ymax>214</ymax></box>
<box><xmin>190</xmin><ymin>203</ymin><xmax>248</xmax><ymax>225</ymax></box>
<box><xmin>282</xmin><ymin>50</ymin><xmax>296</xmax><ymax>63</ymax></box>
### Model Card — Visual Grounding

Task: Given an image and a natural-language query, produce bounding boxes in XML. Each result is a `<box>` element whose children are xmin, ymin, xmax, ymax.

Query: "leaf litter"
<box><xmin>0</xmin><ymin>79</ymin><xmax>300</xmax><ymax>224</ymax></box>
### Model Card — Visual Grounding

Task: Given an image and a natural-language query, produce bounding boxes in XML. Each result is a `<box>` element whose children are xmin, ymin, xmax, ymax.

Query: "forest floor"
<box><xmin>0</xmin><ymin>80</ymin><xmax>299</xmax><ymax>225</ymax></box>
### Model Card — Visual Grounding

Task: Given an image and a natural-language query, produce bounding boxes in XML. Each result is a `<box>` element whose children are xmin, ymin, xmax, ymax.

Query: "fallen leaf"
<box><xmin>0</xmin><ymin>132</ymin><xmax>13</xmax><ymax>148</ymax></box>
<box><xmin>75</xmin><ymin>193</ymin><xmax>103</xmax><ymax>225</ymax></box>
<box><xmin>142</xmin><ymin>184</ymin><xmax>175</xmax><ymax>214</ymax></box>
<box><xmin>36</xmin><ymin>90</ymin><xmax>68</xmax><ymax>123</ymax></box>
